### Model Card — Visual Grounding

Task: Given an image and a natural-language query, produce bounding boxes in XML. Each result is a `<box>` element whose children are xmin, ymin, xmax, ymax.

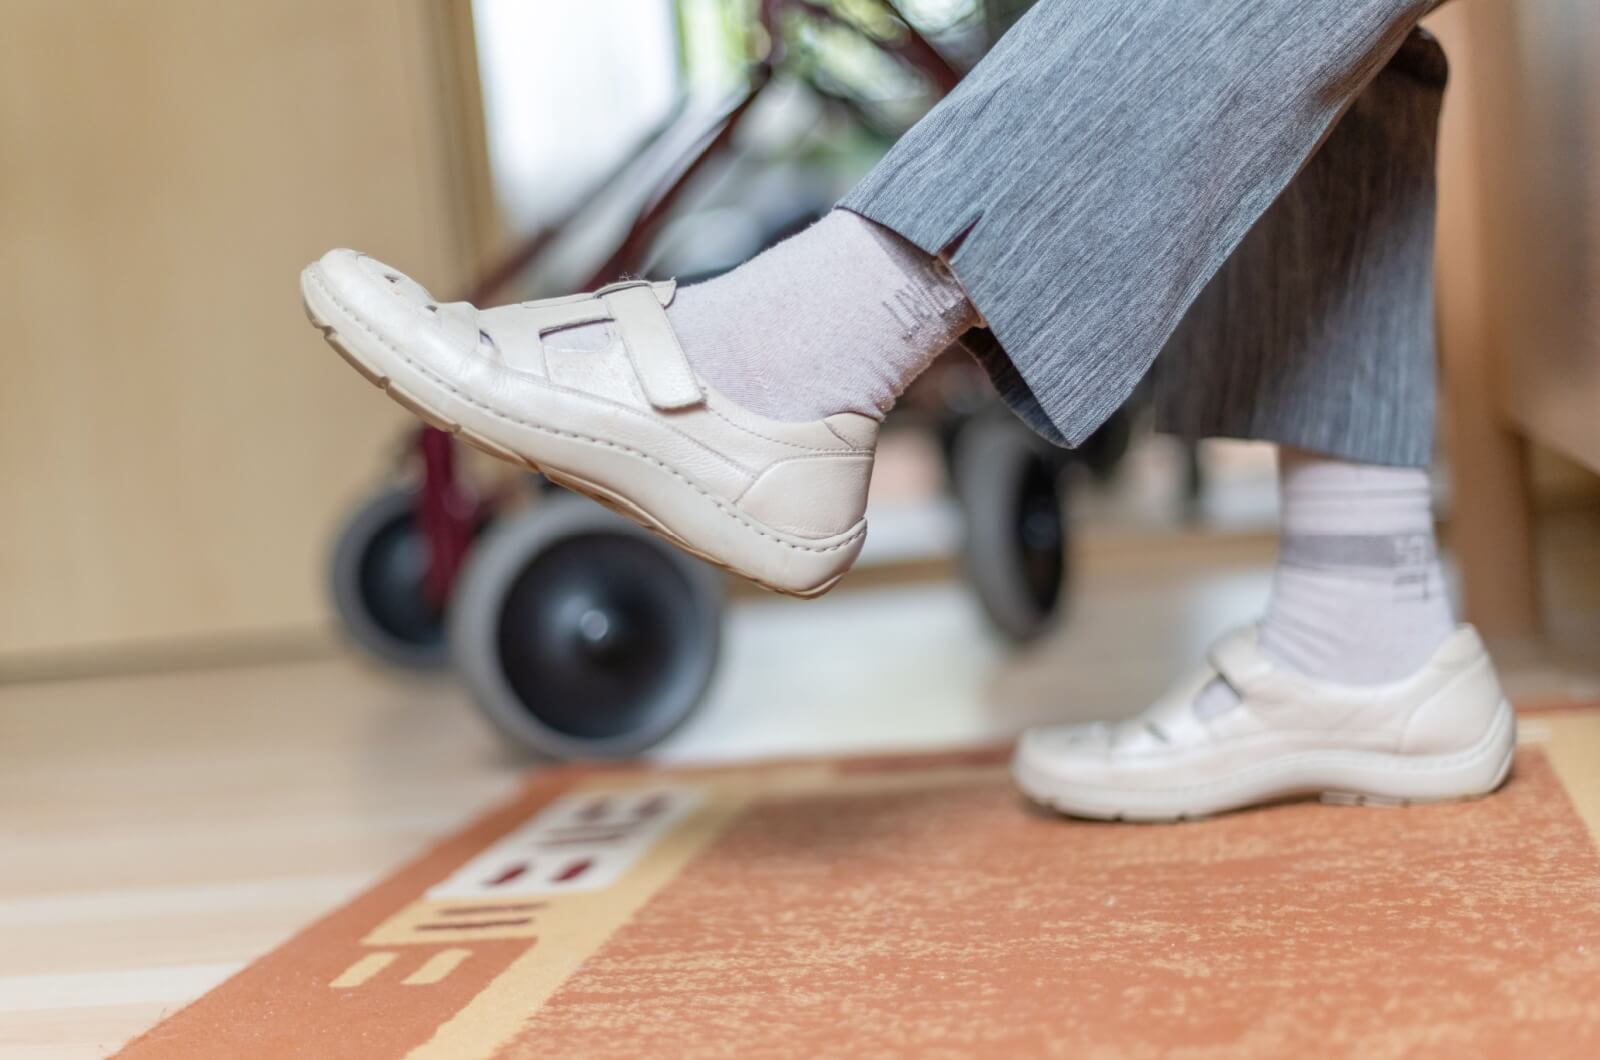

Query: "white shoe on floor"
<box><xmin>1012</xmin><ymin>624</ymin><xmax>1515</xmax><ymax>822</ymax></box>
<box><xmin>301</xmin><ymin>250</ymin><xmax>878</xmax><ymax>597</ymax></box>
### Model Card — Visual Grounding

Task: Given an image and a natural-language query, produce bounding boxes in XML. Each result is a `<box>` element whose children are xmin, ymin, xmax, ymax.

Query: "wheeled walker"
<box><xmin>326</xmin><ymin>1</ymin><xmax>1098</xmax><ymax>758</ymax></box>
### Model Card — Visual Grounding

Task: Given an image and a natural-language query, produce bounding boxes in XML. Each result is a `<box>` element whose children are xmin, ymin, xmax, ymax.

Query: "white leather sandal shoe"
<box><xmin>301</xmin><ymin>249</ymin><xmax>877</xmax><ymax>597</ymax></box>
<box><xmin>1012</xmin><ymin>624</ymin><xmax>1516</xmax><ymax>822</ymax></box>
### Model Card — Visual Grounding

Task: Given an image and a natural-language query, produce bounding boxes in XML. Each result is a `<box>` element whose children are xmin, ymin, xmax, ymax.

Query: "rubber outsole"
<box><xmin>1013</xmin><ymin>700</ymin><xmax>1517</xmax><ymax>823</ymax></box>
<box><xmin>302</xmin><ymin>284</ymin><xmax>847</xmax><ymax>601</ymax></box>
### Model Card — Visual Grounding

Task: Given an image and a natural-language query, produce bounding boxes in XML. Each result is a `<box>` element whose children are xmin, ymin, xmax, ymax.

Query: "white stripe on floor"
<box><xmin>0</xmin><ymin>963</ymin><xmax>241</xmax><ymax>1013</ymax></box>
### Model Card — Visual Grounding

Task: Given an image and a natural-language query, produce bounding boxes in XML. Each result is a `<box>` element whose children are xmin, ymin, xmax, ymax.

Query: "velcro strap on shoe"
<box><xmin>1206</xmin><ymin>625</ymin><xmax>1273</xmax><ymax>697</ymax></box>
<box><xmin>601</xmin><ymin>282</ymin><xmax>703</xmax><ymax>410</ymax></box>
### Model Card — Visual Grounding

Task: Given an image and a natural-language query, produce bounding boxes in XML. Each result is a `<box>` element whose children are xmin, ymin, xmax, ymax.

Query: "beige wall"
<box><xmin>1427</xmin><ymin>1</ymin><xmax>1598</xmax><ymax>634</ymax></box>
<box><xmin>1431</xmin><ymin>0</ymin><xmax>1600</xmax><ymax>473</ymax></box>
<box><xmin>0</xmin><ymin>2</ymin><xmax>483</xmax><ymax>665</ymax></box>
<box><xmin>1464</xmin><ymin>0</ymin><xmax>1599</xmax><ymax>473</ymax></box>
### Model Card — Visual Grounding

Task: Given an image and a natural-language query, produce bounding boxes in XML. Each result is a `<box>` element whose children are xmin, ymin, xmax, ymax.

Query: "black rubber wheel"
<box><xmin>328</xmin><ymin>487</ymin><xmax>451</xmax><ymax>670</ymax></box>
<box><xmin>953</xmin><ymin>414</ymin><xmax>1072</xmax><ymax>644</ymax></box>
<box><xmin>449</xmin><ymin>497</ymin><xmax>723</xmax><ymax>759</ymax></box>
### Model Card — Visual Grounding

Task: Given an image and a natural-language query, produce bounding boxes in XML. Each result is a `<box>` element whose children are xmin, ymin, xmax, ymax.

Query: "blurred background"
<box><xmin>0</xmin><ymin>0</ymin><xmax>1592</xmax><ymax>671</ymax></box>
<box><xmin>1</xmin><ymin>0</ymin><xmax>1596</xmax><ymax>717</ymax></box>
<box><xmin>2</xmin><ymin>1</ymin><xmax>1597</xmax><ymax>1051</ymax></box>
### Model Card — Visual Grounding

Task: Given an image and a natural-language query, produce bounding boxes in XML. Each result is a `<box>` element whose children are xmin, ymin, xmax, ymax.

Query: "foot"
<box><xmin>300</xmin><ymin>250</ymin><xmax>880</xmax><ymax>596</ymax></box>
<box><xmin>1011</xmin><ymin>624</ymin><xmax>1515</xmax><ymax>821</ymax></box>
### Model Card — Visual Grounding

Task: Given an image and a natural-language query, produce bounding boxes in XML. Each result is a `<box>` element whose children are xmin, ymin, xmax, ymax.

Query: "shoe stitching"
<box><xmin>1079</xmin><ymin>656</ymin><xmax>1490</xmax><ymax>765</ymax></box>
<box><xmin>446</xmin><ymin>287</ymin><xmax>863</xmax><ymax>458</ymax></box>
<box><xmin>822</xmin><ymin>419</ymin><xmax>877</xmax><ymax>449</ymax></box>
<box><xmin>504</xmin><ymin>285</ymin><xmax>862</xmax><ymax>457</ymax></box>
<box><xmin>1028</xmin><ymin>702</ymin><xmax>1512</xmax><ymax>798</ymax></box>
<box><xmin>703</xmin><ymin>403</ymin><xmax>870</xmax><ymax>455</ymax></box>
<box><xmin>606</xmin><ymin>285</ymin><xmax>700</xmax><ymax>411</ymax></box>
<box><xmin>536</xmin><ymin>340</ymin><xmax>756</xmax><ymax>480</ymax></box>
<box><xmin>310</xmin><ymin>269</ymin><xmax>865</xmax><ymax>557</ymax></box>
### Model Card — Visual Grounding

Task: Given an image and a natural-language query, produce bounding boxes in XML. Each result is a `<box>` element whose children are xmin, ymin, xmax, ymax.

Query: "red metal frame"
<box><xmin>412</xmin><ymin>0</ymin><xmax>963</xmax><ymax>606</ymax></box>
<box><xmin>415</xmin><ymin>426</ymin><xmax>478</xmax><ymax>608</ymax></box>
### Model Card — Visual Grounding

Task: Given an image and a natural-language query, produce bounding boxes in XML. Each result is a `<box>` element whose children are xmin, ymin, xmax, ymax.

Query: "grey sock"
<box><xmin>551</xmin><ymin>209</ymin><xmax>975</xmax><ymax>422</ymax></box>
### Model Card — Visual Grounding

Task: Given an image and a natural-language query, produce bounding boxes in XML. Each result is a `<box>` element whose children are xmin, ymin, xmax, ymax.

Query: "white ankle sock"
<box><xmin>551</xmin><ymin>209</ymin><xmax>974</xmax><ymax>422</ymax></box>
<box><xmin>1195</xmin><ymin>448</ymin><xmax>1457</xmax><ymax>718</ymax></box>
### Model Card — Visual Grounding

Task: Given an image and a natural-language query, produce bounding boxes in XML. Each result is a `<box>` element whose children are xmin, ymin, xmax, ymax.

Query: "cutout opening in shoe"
<box><xmin>542</xmin><ymin>320</ymin><xmax>614</xmax><ymax>354</ymax></box>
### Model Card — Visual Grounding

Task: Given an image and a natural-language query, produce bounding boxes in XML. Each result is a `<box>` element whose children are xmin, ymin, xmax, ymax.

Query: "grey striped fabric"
<box><xmin>1154</xmin><ymin>30</ymin><xmax>1446</xmax><ymax>466</ymax></box>
<box><xmin>841</xmin><ymin>0</ymin><xmax>1445</xmax><ymax>467</ymax></box>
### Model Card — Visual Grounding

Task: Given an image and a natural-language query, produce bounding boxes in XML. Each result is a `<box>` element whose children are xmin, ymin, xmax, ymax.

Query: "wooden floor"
<box><xmin>4</xmin><ymin>495</ymin><xmax>1597</xmax><ymax>1059</ymax></box>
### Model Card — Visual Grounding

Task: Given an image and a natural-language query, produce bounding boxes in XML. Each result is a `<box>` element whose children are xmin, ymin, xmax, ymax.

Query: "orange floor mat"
<box><xmin>115</xmin><ymin>707</ymin><xmax>1600</xmax><ymax>1059</ymax></box>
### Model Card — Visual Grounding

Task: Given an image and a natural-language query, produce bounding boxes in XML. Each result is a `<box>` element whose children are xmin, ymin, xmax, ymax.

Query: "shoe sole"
<box><xmin>301</xmin><ymin>268</ymin><xmax>859</xmax><ymax>599</ymax></box>
<box><xmin>1013</xmin><ymin>698</ymin><xmax>1517</xmax><ymax>823</ymax></box>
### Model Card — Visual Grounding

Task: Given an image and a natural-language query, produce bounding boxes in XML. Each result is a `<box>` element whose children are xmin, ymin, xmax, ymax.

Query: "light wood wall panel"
<box><xmin>1441</xmin><ymin>0</ymin><xmax>1600</xmax><ymax>472</ymax></box>
<box><xmin>1427</xmin><ymin>1</ymin><xmax>1599</xmax><ymax>634</ymax></box>
<box><xmin>0</xmin><ymin>1</ymin><xmax>482</xmax><ymax>663</ymax></box>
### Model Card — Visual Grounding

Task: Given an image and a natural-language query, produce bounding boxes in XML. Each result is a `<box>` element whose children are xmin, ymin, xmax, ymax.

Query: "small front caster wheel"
<box><xmin>328</xmin><ymin>487</ymin><xmax>451</xmax><ymax>670</ymax></box>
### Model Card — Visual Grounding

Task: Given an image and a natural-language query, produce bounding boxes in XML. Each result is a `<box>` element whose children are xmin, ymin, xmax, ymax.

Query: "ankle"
<box><xmin>1257</xmin><ymin>450</ymin><xmax>1456</xmax><ymax>686</ymax></box>
<box><xmin>664</xmin><ymin>210</ymin><xmax>973</xmax><ymax>422</ymax></box>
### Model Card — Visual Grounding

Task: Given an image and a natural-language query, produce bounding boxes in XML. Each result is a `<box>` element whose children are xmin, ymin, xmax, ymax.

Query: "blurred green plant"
<box><xmin>676</xmin><ymin>0</ymin><xmax>758</xmax><ymax>95</ymax></box>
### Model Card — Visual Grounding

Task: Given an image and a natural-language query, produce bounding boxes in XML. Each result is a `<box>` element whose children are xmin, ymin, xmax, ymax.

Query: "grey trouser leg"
<box><xmin>840</xmin><ymin>0</ymin><xmax>1441</xmax><ymax>461</ymax></box>
<box><xmin>1153</xmin><ymin>29</ymin><xmax>1447</xmax><ymax>467</ymax></box>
